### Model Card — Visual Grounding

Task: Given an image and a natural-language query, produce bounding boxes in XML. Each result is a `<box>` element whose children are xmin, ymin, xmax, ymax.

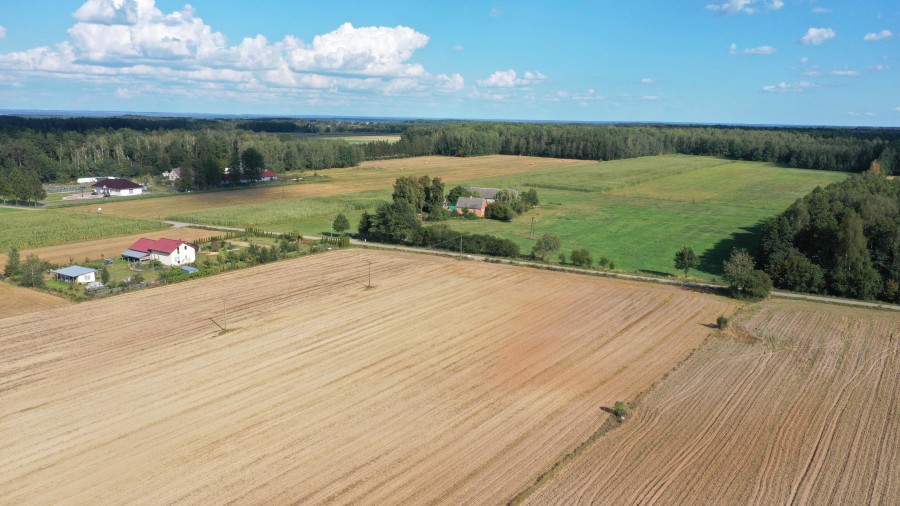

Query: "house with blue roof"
<box><xmin>53</xmin><ymin>265</ymin><xmax>97</xmax><ymax>284</ymax></box>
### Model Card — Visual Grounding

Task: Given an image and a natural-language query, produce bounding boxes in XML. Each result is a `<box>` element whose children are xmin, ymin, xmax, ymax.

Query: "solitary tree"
<box><xmin>674</xmin><ymin>245</ymin><xmax>699</xmax><ymax>277</ymax></box>
<box><xmin>723</xmin><ymin>248</ymin><xmax>772</xmax><ymax>300</ymax></box>
<box><xmin>18</xmin><ymin>254</ymin><xmax>48</xmax><ymax>288</ymax></box>
<box><xmin>333</xmin><ymin>213</ymin><xmax>350</xmax><ymax>235</ymax></box>
<box><xmin>100</xmin><ymin>266</ymin><xmax>111</xmax><ymax>285</ymax></box>
<box><xmin>240</xmin><ymin>147</ymin><xmax>265</xmax><ymax>183</ymax></box>
<box><xmin>532</xmin><ymin>233</ymin><xmax>561</xmax><ymax>262</ymax></box>
<box><xmin>4</xmin><ymin>246</ymin><xmax>20</xmax><ymax>278</ymax></box>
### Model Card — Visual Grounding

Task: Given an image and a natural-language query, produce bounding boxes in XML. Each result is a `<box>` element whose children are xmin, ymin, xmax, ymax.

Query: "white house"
<box><xmin>53</xmin><ymin>265</ymin><xmax>97</xmax><ymax>284</ymax></box>
<box><xmin>92</xmin><ymin>178</ymin><xmax>143</xmax><ymax>196</ymax></box>
<box><xmin>122</xmin><ymin>238</ymin><xmax>196</xmax><ymax>266</ymax></box>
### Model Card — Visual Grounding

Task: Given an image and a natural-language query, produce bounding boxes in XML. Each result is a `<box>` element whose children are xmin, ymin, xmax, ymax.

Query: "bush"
<box><xmin>570</xmin><ymin>248</ymin><xmax>593</xmax><ymax>268</ymax></box>
<box><xmin>613</xmin><ymin>401</ymin><xmax>628</xmax><ymax>420</ymax></box>
<box><xmin>717</xmin><ymin>315</ymin><xmax>729</xmax><ymax>329</ymax></box>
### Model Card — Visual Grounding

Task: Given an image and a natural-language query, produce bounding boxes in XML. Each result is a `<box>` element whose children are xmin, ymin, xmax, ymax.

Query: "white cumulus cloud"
<box><xmin>762</xmin><ymin>81</ymin><xmax>816</xmax><ymax>93</ymax></box>
<box><xmin>801</xmin><ymin>27</ymin><xmax>836</xmax><ymax>45</ymax></box>
<box><xmin>0</xmin><ymin>25</ymin><xmax>6</xmax><ymax>39</ymax></box>
<box><xmin>868</xmin><ymin>64</ymin><xmax>890</xmax><ymax>71</ymax></box>
<box><xmin>729</xmin><ymin>42</ymin><xmax>776</xmax><ymax>55</ymax></box>
<box><xmin>864</xmin><ymin>30</ymin><xmax>893</xmax><ymax>41</ymax></box>
<box><xmin>830</xmin><ymin>69</ymin><xmax>858</xmax><ymax>76</ymax></box>
<box><xmin>477</xmin><ymin>69</ymin><xmax>546</xmax><ymax>87</ymax></box>
<box><xmin>640</xmin><ymin>77</ymin><xmax>654</xmax><ymax>84</ymax></box>
<box><xmin>706</xmin><ymin>0</ymin><xmax>783</xmax><ymax>15</ymax></box>
<box><xmin>0</xmin><ymin>0</ymin><xmax>462</xmax><ymax>101</ymax></box>
<box><xmin>812</xmin><ymin>7</ymin><xmax>831</xmax><ymax>13</ymax></box>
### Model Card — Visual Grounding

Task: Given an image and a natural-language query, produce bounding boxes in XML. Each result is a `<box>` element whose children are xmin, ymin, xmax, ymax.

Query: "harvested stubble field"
<box><xmin>527</xmin><ymin>299</ymin><xmax>900</xmax><ymax>505</ymax></box>
<box><xmin>0</xmin><ymin>227</ymin><xmax>222</xmax><ymax>266</ymax></box>
<box><xmin>62</xmin><ymin>155</ymin><xmax>594</xmax><ymax>220</ymax></box>
<box><xmin>0</xmin><ymin>249</ymin><xmax>732</xmax><ymax>504</ymax></box>
<box><xmin>0</xmin><ymin>282</ymin><xmax>69</xmax><ymax>319</ymax></box>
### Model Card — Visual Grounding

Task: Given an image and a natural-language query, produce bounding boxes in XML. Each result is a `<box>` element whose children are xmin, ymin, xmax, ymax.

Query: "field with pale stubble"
<box><xmin>0</xmin><ymin>249</ymin><xmax>732</xmax><ymax>504</ymax></box>
<box><xmin>527</xmin><ymin>300</ymin><xmax>900</xmax><ymax>505</ymax></box>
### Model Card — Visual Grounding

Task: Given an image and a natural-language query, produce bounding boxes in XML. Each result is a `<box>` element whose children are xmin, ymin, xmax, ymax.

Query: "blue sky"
<box><xmin>0</xmin><ymin>0</ymin><xmax>897</xmax><ymax>125</ymax></box>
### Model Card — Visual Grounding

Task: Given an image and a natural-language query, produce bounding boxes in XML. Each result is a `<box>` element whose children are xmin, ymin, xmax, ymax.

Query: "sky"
<box><xmin>0</xmin><ymin>0</ymin><xmax>897</xmax><ymax>126</ymax></box>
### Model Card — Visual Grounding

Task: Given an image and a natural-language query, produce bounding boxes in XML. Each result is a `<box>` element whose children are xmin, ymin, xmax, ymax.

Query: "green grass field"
<box><xmin>163</xmin><ymin>155</ymin><xmax>845</xmax><ymax>280</ymax></box>
<box><xmin>0</xmin><ymin>210</ymin><xmax>168</xmax><ymax>251</ymax></box>
<box><xmin>445</xmin><ymin>156</ymin><xmax>846</xmax><ymax>279</ymax></box>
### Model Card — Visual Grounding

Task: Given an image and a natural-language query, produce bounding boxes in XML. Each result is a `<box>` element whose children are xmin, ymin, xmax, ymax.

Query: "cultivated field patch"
<box><xmin>0</xmin><ymin>282</ymin><xmax>69</xmax><ymax>319</ymax></box>
<box><xmin>0</xmin><ymin>249</ymin><xmax>732</xmax><ymax>504</ymax></box>
<box><xmin>0</xmin><ymin>209</ymin><xmax>168</xmax><ymax>251</ymax></box>
<box><xmin>527</xmin><ymin>299</ymin><xmax>900</xmax><ymax>505</ymax></box>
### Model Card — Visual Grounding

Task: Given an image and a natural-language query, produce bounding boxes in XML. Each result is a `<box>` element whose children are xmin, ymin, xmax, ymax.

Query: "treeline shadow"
<box><xmin>698</xmin><ymin>221</ymin><xmax>764</xmax><ymax>276</ymax></box>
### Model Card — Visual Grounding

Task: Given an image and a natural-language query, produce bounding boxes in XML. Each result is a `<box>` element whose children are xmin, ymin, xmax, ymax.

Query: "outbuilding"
<box><xmin>53</xmin><ymin>265</ymin><xmax>97</xmax><ymax>284</ymax></box>
<box><xmin>92</xmin><ymin>178</ymin><xmax>143</xmax><ymax>197</ymax></box>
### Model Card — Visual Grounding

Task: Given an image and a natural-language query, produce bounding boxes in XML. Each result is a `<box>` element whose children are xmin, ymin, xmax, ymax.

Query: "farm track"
<box><xmin>60</xmin><ymin>155</ymin><xmax>595</xmax><ymax>220</ymax></box>
<box><xmin>0</xmin><ymin>249</ymin><xmax>732</xmax><ymax>504</ymax></box>
<box><xmin>526</xmin><ymin>299</ymin><xmax>900</xmax><ymax>505</ymax></box>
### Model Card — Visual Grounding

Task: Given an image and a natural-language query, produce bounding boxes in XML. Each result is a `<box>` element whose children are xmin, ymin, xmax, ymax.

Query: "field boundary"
<box><xmin>351</xmin><ymin>240</ymin><xmax>900</xmax><ymax>311</ymax></box>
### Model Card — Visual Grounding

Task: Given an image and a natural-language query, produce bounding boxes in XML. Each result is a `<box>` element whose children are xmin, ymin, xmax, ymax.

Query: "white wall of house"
<box><xmin>77</xmin><ymin>272</ymin><xmax>96</xmax><ymax>283</ymax></box>
<box><xmin>110</xmin><ymin>188</ymin><xmax>143</xmax><ymax>196</ymax></box>
<box><xmin>153</xmin><ymin>244</ymin><xmax>196</xmax><ymax>266</ymax></box>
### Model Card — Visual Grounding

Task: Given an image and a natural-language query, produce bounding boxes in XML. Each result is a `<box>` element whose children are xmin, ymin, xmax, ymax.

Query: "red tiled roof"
<box><xmin>261</xmin><ymin>170</ymin><xmax>277</xmax><ymax>178</ymax></box>
<box><xmin>128</xmin><ymin>237</ymin><xmax>190</xmax><ymax>254</ymax></box>
<box><xmin>91</xmin><ymin>178</ymin><xmax>142</xmax><ymax>190</ymax></box>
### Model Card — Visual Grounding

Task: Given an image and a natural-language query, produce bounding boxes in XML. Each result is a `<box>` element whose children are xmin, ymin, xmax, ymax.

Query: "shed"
<box><xmin>181</xmin><ymin>266</ymin><xmax>199</xmax><ymax>274</ymax></box>
<box><xmin>53</xmin><ymin>265</ymin><xmax>97</xmax><ymax>284</ymax></box>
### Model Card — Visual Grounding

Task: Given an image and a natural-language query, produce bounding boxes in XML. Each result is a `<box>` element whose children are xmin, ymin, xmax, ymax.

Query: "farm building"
<box><xmin>259</xmin><ymin>170</ymin><xmax>278</xmax><ymax>182</ymax></box>
<box><xmin>222</xmin><ymin>168</ymin><xmax>278</xmax><ymax>184</ymax></box>
<box><xmin>465</xmin><ymin>187</ymin><xmax>518</xmax><ymax>202</ymax></box>
<box><xmin>122</xmin><ymin>238</ymin><xmax>196</xmax><ymax>266</ymax></box>
<box><xmin>52</xmin><ymin>265</ymin><xmax>97</xmax><ymax>284</ymax></box>
<box><xmin>455</xmin><ymin>197</ymin><xmax>488</xmax><ymax>217</ymax></box>
<box><xmin>91</xmin><ymin>178</ymin><xmax>143</xmax><ymax>197</ymax></box>
<box><xmin>163</xmin><ymin>168</ymin><xmax>191</xmax><ymax>181</ymax></box>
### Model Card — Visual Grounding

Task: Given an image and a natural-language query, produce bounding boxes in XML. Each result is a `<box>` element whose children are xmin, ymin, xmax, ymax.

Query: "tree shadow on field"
<box><xmin>600</xmin><ymin>406</ymin><xmax>616</xmax><ymax>415</ymax></box>
<box><xmin>638</xmin><ymin>269</ymin><xmax>673</xmax><ymax>278</ymax></box>
<box><xmin>698</xmin><ymin>221</ymin><xmax>764</xmax><ymax>276</ymax></box>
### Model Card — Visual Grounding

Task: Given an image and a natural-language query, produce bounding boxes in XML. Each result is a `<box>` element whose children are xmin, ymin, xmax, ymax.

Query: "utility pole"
<box><xmin>223</xmin><ymin>299</ymin><xmax>227</xmax><ymax>331</ymax></box>
<box><xmin>531</xmin><ymin>216</ymin><xmax>535</xmax><ymax>239</ymax></box>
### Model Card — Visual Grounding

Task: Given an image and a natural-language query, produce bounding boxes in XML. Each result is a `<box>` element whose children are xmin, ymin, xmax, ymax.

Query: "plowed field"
<box><xmin>0</xmin><ymin>227</ymin><xmax>222</xmax><ymax>266</ymax></box>
<box><xmin>63</xmin><ymin>155</ymin><xmax>594</xmax><ymax>219</ymax></box>
<box><xmin>528</xmin><ymin>299</ymin><xmax>900</xmax><ymax>504</ymax></box>
<box><xmin>0</xmin><ymin>282</ymin><xmax>69</xmax><ymax>319</ymax></box>
<box><xmin>0</xmin><ymin>250</ymin><xmax>731</xmax><ymax>504</ymax></box>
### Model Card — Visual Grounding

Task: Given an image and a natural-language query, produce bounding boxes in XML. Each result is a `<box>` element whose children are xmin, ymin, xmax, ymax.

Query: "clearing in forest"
<box><xmin>0</xmin><ymin>249</ymin><xmax>732</xmax><ymax>504</ymax></box>
<box><xmin>527</xmin><ymin>299</ymin><xmax>900</xmax><ymax>505</ymax></box>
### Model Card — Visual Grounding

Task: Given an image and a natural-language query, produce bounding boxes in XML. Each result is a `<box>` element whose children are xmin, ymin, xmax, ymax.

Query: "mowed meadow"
<box><xmin>0</xmin><ymin>249</ymin><xmax>734</xmax><ymax>504</ymax></box>
<box><xmin>1</xmin><ymin>153</ymin><xmax>842</xmax><ymax>279</ymax></box>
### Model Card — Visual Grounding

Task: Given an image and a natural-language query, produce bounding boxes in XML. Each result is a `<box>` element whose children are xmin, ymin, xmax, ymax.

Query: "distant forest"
<box><xmin>365</xmin><ymin>122</ymin><xmax>900</xmax><ymax>174</ymax></box>
<box><xmin>0</xmin><ymin>116</ymin><xmax>898</xmax><ymax>187</ymax></box>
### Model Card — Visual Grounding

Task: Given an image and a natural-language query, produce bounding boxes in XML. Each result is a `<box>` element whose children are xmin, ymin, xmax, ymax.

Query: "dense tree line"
<box><xmin>364</xmin><ymin>122</ymin><xmax>900</xmax><ymax>174</ymax></box>
<box><xmin>757</xmin><ymin>172</ymin><xmax>900</xmax><ymax>302</ymax></box>
<box><xmin>0</xmin><ymin>124</ymin><xmax>365</xmax><ymax>190</ymax></box>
